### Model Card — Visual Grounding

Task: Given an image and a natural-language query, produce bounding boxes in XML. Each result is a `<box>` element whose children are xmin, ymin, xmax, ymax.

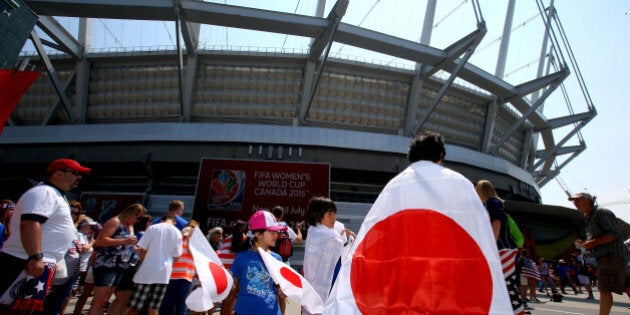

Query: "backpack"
<box><xmin>505</xmin><ymin>213</ymin><xmax>525</xmax><ymax>248</ymax></box>
<box><xmin>272</xmin><ymin>231</ymin><xmax>293</xmax><ymax>262</ymax></box>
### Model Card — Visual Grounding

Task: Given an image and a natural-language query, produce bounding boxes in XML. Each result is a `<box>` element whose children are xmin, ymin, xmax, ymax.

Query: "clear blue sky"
<box><xmin>24</xmin><ymin>1</ymin><xmax>630</xmax><ymax>222</ymax></box>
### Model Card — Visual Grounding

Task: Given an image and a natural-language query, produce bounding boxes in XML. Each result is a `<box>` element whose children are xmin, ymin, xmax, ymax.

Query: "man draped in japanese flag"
<box><xmin>325</xmin><ymin>131</ymin><xmax>513</xmax><ymax>314</ymax></box>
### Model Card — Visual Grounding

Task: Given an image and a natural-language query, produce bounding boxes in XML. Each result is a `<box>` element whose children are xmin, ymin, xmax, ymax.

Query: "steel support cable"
<box><xmin>549</xmin><ymin>58</ymin><xmax>575</xmax><ymax>116</ymax></box>
<box><xmin>335</xmin><ymin>0</ymin><xmax>379</xmax><ymax>56</ymax></box>
<box><xmin>282</xmin><ymin>0</ymin><xmax>302</xmax><ymax>50</ymax></box>
<box><xmin>433</xmin><ymin>0</ymin><xmax>467</xmax><ymax>28</ymax></box>
<box><xmin>97</xmin><ymin>19</ymin><xmax>123</xmax><ymax>47</ymax></box>
<box><xmin>504</xmin><ymin>56</ymin><xmax>541</xmax><ymax>78</ymax></box>
<box><xmin>477</xmin><ymin>13</ymin><xmax>538</xmax><ymax>53</ymax></box>
<box><xmin>163</xmin><ymin>21</ymin><xmax>175</xmax><ymax>45</ymax></box>
<box><xmin>553</xmin><ymin>11</ymin><xmax>595</xmax><ymax>111</ymax></box>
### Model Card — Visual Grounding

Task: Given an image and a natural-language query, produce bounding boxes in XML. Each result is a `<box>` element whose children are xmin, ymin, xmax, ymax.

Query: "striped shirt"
<box><xmin>217</xmin><ymin>235</ymin><xmax>246</xmax><ymax>269</ymax></box>
<box><xmin>170</xmin><ymin>241</ymin><xmax>195</xmax><ymax>282</ymax></box>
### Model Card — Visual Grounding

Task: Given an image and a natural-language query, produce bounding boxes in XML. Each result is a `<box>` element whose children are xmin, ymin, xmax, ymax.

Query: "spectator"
<box><xmin>303</xmin><ymin>197</ymin><xmax>355</xmax><ymax>311</ymax></box>
<box><xmin>127</xmin><ymin>214</ymin><xmax>183</xmax><ymax>315</ymax></box>
<box><xmin>217</xmin><ymin>220</ymin><xmax>248</xmax><ymax>269</ymax></box>
<box><xmin>519</xmin><ymin>250</ymin><xmax>541</xmax><ymax>303</ymax></box>
<box><xmin>223</xmin><ymin>210</ymin><xmax>286</xmax><ymax>315</ymax></box>
<box><xmin>326</xmin><ymin>131</ymin><xmax>512</xmax><ymax>314</ymax></box>
<box><xmin>88</xmin><ymin>203</ymin><xmax>146</xmax><ymax>315</ymax></box>
<box><xmin>556</xmin><ymin>259</ymin><xmax>578</xmax><ymax>295</ymax></box>
<box><xmin>270</xmin><ymin>206</ymin><xmax>303</xmax><ymax>262</ymax></box>
<box><xmin>160</xmin><ymin>220</ymin><xmax>199</xmax><ymax>315</ymax></box>
<box><xmin>576</xmin><ymin>251</ymin><xmax>595</xmax><ymax>299</ymax></box>
<box><xmin>0</xmin><ymin>158</ymin><xmax>90</xmax><ymax>314</ymax></box>
<box><xmin>75</xmin><ymin>216</ymin><xmax>97</xmax><ymax>296</ymax></box>
<box><xmin>0</xmin><ymin>199</ymin><xmax>15</xmax><ymax>249</ymax></box>
<box><xmin>152</xmin><ymin>199</ymin><xmax>188</xmax><ymax>231</ymax></box>
<box><xmin>44</xmin><ymin>201</ymin><xmax>87</xmax><ymax>314</ymax></box>
<box><xmin>206</xmin><ymin>226</ymin><xmax>223</xmax><ymax>251</ymax></box>
<box><xmin>475</xmin><ymin>179</ymin><xmax>526</xmax><ymax>313</ymax></box>
<box><xmin>73</xmin><ymin>223</ymin><xmax>101</xmax><ymax>315</ymax></box>
<box><xmin>217</xmin><ymin>220</ymin><xmax>248</xmax><ymax>315</ymax></box>
<box><xmin>537</xmin><ymin>257</ymin><xmax>558</xmax><ymax>296</ymax></box>
<box><xmin>572</xmin><ymin>192</ymin><xmax>630</xmax><ymax>315</ymax></box>
<box><xmin>134</xmin><ymin>214</ymin><xmax>152</xmax><ymax>241</ymax></box>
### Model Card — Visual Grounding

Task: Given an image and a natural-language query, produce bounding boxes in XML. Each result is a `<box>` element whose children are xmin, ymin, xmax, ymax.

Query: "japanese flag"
<box><xmin>257</xmin><ymin>247</ymin><xmax>324</xmax><ymax>314</ymax></box>
<box><xmin>325</xmin><ymin>161</ymin><xmax>512</xmax><ymax>314</ymax></box>
<box><xmin>186</xmin><ymin>227</ymin><xmax>233</xmax><ymax>312</ymax></box>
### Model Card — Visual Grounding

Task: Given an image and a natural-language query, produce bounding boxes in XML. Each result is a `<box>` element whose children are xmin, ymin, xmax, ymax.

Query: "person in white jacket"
<box><xmin>302</xmin><ymin>197</ymin><xmax>355</xmax><ymax>314</ymax></box>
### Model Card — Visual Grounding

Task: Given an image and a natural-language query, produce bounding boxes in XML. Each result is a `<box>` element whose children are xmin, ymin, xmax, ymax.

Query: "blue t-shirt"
<box><xmin>230</xmin><ymin>249</ymin><xmax>282</xmax><ymax>315</ymax></box>
<box><xmin>152</xmin><ymin>215</ymin><xmax>187</xmax><ymax>231</ymax></box>
<box><xmin>484</xmin><ymin>197</ymin><xmax>514</xmax><ymax>250</ymax></box>
<box><xmin>0</xmin><ymin>223</ymin><xmax>5</xmax><ymax>249</ymax></box>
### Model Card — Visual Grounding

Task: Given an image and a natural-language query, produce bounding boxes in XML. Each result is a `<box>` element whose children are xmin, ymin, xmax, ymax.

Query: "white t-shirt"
<box><xmin>78</xmin><ymin>232</ymin><xmax>93</xmax><ymax>272</ymax></box>
<box><xmin>133</xmin><ymin>222</ymin><xmax>183</xmax><ymax>284</ymax></box>
<box><xmin>1</xmin><ymin>183</ymin><xmax>75</xmax><ymax>263</ymax></box>
<box><xmin>279</xmin><ymin>221</ymin><xmax>298</xmax><ymax>241</ymax></box>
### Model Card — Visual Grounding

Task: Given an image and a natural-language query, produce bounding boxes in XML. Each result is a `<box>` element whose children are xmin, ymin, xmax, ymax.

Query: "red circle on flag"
<box><xmin>350</xmin><ymin>209</ymin><xmax>492</xmax><ymax>314</ymax></box>
<box><xmin>280</xmin><ymin>266</ymin><xmax>303</xmax><ymax>288</ymax></box>
<box><xmin>209</xmin><ymin>261</ymin><xmax>229</xmax><ymax>294</ymax></box>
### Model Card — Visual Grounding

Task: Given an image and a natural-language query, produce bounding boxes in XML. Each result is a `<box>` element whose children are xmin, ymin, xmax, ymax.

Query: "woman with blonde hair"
<box><xmin>475</xmin><ymin>179</ymin><xmax>524</xmax><ymax>314</ymax></box>
<box><xmin>88</xmin><ymin>203</ymin><xmax>146</xmax><ymax>315</ymax></box>
<box><xmin>0</xmin><ymin>199</ymin><xmax>15</xmax><ymax>249</ymax></box>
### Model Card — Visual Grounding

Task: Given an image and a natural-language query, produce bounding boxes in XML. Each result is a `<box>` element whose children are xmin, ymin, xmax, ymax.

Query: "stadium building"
<box><xmin>0</xmin><ymin>0</ymin><xmax>595</xmax><ymax>256</ymax></box>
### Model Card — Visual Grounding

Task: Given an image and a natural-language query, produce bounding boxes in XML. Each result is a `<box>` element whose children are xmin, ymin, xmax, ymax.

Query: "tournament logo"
<box><xmin>208</xmin><ymin>169</ymin><xmax>246</xmax><ymax>210</ymax></box>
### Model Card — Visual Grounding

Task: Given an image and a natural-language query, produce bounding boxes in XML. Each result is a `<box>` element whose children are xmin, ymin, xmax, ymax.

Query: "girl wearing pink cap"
<box><xmin>221</xmin><ymin>210</ymin><xmax>286</xmax><ymax>315</ymax></box>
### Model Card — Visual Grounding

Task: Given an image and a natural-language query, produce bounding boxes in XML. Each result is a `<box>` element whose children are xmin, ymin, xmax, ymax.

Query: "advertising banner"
<box><xmin>193</xmin><ymin>158</ymin><xmax>330</xmax><ymax>232</ymax></box>
<box><xmin>80</xmin><ymin>192</ymin><xmax>146</xmax><ymax>224</ymax></box>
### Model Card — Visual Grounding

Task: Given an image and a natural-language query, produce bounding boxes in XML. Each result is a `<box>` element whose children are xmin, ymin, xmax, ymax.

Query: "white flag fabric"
<box><xmin>325</xmin><ymin>161</ymin><xmax>512</xmax><ymax>314</ymax></box>
<box><xmin>186</xmin><ymin>228</ymin><xmax>233</xmax><ymax>312</ymax></box>
<box><xmin>257</xmin><ymin>247</ymin><xmax>324</xmax><ymax>314</ymax></box>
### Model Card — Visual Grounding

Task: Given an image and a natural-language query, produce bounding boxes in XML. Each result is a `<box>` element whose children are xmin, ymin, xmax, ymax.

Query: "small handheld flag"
<box><xmin>257</xmin><ymin>247</ymin><xmax>324</xmax><ymax>314</ymax></box>
<box><xmin>186</xmin><ymin>228</ymin><xmax>233</xmax><ymax>312</ymax></box>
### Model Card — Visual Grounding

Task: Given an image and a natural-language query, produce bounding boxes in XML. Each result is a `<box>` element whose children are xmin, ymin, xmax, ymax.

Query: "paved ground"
<box><xmin>66</xmin><ymin>287</ymin><xmax>630</xmax><ymax>314</ymax></box>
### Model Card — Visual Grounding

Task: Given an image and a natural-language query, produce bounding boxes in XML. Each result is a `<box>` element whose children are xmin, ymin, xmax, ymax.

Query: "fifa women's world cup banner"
<box><xmin>193</xmin><ymin>158</ymin><xmax>330</xmax><ymax>232</ymax></box>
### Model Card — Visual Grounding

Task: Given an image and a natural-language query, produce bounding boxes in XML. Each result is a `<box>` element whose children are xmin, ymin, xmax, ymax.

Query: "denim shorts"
<box><xmin>92</xmin><ymin>267</ymin><xmax>125</xmax><ymax>287</ymax></box>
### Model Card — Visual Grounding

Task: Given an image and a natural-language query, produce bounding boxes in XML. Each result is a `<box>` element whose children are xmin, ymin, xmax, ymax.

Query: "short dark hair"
<box><xmin>407</xmin><ymin>130</ymin><xmax>446</xmax><ymax>163</ymax></box>
<box><xmin>271</xmin><ymin>206</ymin><xmax>284</xmax><ymax>219</ymax></box>
<box><xmin>307</xmin><ymin>196</ymin><xmax>336</xmax><ymax>226</ymax></box>
<box><xmin>160</xmin><ymin>213</ymin><xmax>176</xmax><ymax>223</ymax></box>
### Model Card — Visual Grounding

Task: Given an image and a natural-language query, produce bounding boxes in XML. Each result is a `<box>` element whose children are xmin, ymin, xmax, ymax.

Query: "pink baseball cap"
<box><xmin>248</xmin><ymin>210</ymin><xmax>287</xmax><ymax>232</ymax></box>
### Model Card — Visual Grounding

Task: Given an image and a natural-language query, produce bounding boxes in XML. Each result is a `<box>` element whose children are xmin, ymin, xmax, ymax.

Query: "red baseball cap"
<box><xmin>47</xmin><ymin>158</ymin><xmax>91</xmax><ymax>174</ymax></box>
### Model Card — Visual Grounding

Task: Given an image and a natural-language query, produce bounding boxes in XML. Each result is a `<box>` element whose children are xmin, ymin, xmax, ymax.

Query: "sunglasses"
<box><xmin>1</xmin><ymin>203</ymin><xmax>15</xmax><ymax>210</ymax></box>
<box><xmin>72</xmin><ymin>211</ymin><xmax>80</xmax><ymax>215</ymax></box>
<box><xmin>62</xmin><ymin>169</ymin><xmax>83</xmax><ymax>176</ymax></box>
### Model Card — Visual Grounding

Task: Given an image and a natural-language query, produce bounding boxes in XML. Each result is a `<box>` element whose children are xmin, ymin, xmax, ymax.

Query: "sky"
<box><xmin>22</xmin><ymin>1</ymin><xmax>630</xmax><ymax>222</ymax></box>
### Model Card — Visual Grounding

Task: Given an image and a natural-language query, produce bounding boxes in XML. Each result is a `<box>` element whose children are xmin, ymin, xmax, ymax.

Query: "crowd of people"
<box><xmin>0</xmin><ymin>130</ymin><xmax>629</xmax><ymax>315</ymax></box>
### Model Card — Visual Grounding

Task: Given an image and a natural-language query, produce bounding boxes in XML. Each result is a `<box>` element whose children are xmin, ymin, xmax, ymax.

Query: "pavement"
<box><xmin>66</xmin><ymin>287</ymin><xmax>630</xmax><ymax>314</ymax></box>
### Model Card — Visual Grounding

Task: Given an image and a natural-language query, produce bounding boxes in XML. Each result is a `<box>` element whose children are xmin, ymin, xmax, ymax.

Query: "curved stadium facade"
<box><xmin>0</xmin><ymin>0</ymin><xmax>596</xmax><ymax>233</ymax></box>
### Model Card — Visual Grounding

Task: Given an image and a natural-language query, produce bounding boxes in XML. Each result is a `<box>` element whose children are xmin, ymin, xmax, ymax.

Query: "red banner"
<box><xmin>193</xmin><ymin>159</ymin><xmax>330</xmax><ymax>231</ymax></box>
<box><xmin>0</xmin><ymin>70</ymin><xmax>40</xmax><ymax>134</ymax></box>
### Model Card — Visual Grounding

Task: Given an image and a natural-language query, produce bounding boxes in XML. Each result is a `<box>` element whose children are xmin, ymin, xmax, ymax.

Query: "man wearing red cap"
<box><xmin>0</xmin><ymin>158</ymin><xmax>91</xmax><ymax>313</ymax></box>
<box><xmin>572</xmin><ymin>192</ymin><xmax>629</xmax><ymax>315</ymax></box>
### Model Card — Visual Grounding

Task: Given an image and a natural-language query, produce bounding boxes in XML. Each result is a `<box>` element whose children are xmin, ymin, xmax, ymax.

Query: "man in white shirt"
<box><xmin>270</xmin><ymin>206</ymin><xmax>303</xmax><ymax>261</ymax></box>
<box><xmin>0</xmin><ymin>158</ymin><xmax>91</xmax><ymax>313</ymax></box>
<box><xmin>127</xmin><ymin>214</ymin><xmax>182</xmax><ymax>315</ymax></box>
